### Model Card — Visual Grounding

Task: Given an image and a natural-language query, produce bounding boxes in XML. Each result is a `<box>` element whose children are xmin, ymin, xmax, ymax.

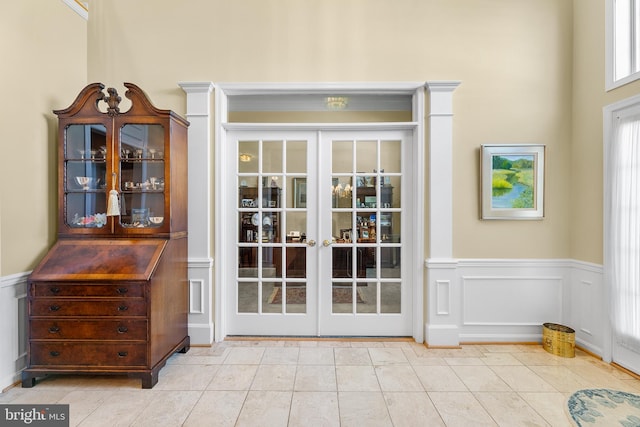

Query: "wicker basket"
<box><xmin>542</xmin><ymin>323</ymin><xmax>575</xmax><ymax>358</ymax></box>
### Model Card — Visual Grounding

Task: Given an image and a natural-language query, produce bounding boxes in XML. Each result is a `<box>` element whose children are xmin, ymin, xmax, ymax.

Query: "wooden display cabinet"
<box><xmin>239</xmin><ymin>186</ymin><xmax>281</xmax><ymax>243</ymax></box>
<box><xmin>22</xmin><ymin>83</ymin><xmax>190</xmax><ymax>389</ymax></box>
<box><xmin>57</xmin><ymin>82</ymin><xmax>188</xmax><ymax>237</ymax></box>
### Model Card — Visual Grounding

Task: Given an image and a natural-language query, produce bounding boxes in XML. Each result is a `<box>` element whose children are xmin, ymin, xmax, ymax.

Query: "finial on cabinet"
<box><xmin>104</xmin><ymin>87</ymin><xmax>122</xmax><ymax>116</ymax></box>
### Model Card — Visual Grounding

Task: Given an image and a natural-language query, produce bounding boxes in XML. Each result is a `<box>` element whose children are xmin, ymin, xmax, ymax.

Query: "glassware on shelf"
<box><xmin>149</xmin><ymin>216</ymin><xmax>164</xmax><ymax>225</ymax></box>
<box><xmin>71</xmin><ymin>213</ymin><xmax>107</xmax><ymax>228</ymax></box>
<box><xmin>75</xmin><ymin>176</ymin><xmax>93</xmax><ymax>190</ymax></box>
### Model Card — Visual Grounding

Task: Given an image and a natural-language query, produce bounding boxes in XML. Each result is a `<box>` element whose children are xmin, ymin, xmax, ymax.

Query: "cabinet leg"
<box><xmin>21</xmin><ymin>373</ymin><xmax>36</xmax><ymax>388</ymax></box>
<box><xmin>139</xmin><ymin>371</ymin><xmax>159</xmax><ymax>389</ymax></box>
<box><xmin>178</xmin><ymin>337</ymin><xmax>190</xmax><ymax>354</ymax></box>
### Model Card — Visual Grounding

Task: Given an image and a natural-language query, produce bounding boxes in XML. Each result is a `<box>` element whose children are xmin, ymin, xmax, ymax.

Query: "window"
<box><xmin>607</xmin><ymin>0</ymin><xmax>640</xmax><ymax>89</ymax></box>
<box><xmin>605</xmin><ymin>97</ymin><xmax>640</xmax><ymax>359</ymax></box>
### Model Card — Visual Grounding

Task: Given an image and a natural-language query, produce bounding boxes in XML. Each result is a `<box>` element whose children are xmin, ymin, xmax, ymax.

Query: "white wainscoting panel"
<box><xmin>456</xmin><ymin>259</ymin><xmax>571</xmax><ymax>344</ymax></box>
<box><xmin>424</xmin><ymin>258</ymin><xmax>605</xmax><ymax>354</ymax></box>
<box><xmin>568</xmin><ymin>260</ymin><xmax>604</xmax><ymax>357</ymax></box>
<box><xmin>0</xmin><ymin>273</ymin><xmax>28</xmax><ymax>391</ymax></box>
<box><xmin>462</xmin><ymin>276</ymin><xmax>563</xmax><ymax>326</ymax></box>
<box><xmin>425</xmin><ymin>259</ymin><xmax>574</xmax><ymax>344</ymax></box>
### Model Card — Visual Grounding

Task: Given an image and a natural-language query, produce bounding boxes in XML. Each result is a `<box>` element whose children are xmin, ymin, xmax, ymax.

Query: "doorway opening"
<box><xmin>214</xmin><ymin>83</ymin><xmax>426</xmax><ymax>341</ymax></box>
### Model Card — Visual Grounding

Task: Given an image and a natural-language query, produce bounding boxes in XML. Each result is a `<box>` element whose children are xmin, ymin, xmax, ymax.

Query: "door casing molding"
<box><xmin>182</xmin><ymin>81</ymin><xmax>458</xmax><ymax>343</ymax></box>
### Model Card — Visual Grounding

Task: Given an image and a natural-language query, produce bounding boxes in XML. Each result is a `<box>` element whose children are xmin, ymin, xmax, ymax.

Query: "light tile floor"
<box><xmin>2</xmin><ymin>340</ymin><xmax>640</xmax><ymax>426</ymax></box>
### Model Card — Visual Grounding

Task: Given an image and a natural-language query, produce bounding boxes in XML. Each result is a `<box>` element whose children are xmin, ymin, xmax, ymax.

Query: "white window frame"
<box><xmin>606</xmin><ymin>0</ymin><xmax>640</xmax><ymax>90</ymax></box>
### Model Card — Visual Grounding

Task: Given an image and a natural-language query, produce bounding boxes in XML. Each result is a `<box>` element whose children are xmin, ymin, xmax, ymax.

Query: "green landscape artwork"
<box><xmin>491</xmin><ymin>154</ymin><xmax>535</xmax><ymax>209</ymax></box>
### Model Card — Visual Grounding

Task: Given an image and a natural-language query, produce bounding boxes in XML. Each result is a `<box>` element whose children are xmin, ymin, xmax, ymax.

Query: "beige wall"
<box><xmin>85</xmin><ymin>0</ymin><xmax>576</xmax><ymax>261</ymax></box>
<box><xmin>0</xmin><ymin>1</ymin><xmax>87</xmax><ymax>276</ymax></box>
<box><xmin>6</xmin><ymin>0</ymin><xmax>607</xmax><ymax>277</ymax></box>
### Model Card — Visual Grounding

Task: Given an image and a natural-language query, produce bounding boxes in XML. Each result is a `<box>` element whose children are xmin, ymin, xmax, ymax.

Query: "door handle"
<box><xmin>307</xmin><ymin>239</ymin><xmax>316</xmax><ymax>247</ymax></box>
<box><xmin>323</xmin><ymin>239</ymin><xmax>335</xmax><ymax>247</ymax></box>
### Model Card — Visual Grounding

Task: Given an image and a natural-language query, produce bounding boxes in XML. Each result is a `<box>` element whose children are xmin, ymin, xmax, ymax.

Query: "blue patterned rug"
<box><xmin>567</xmin><ymin>389</ymin><xmax>640</xmax><ymax>426</ymax></box>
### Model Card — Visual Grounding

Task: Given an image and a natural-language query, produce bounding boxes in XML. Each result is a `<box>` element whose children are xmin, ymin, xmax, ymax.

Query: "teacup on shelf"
<box><xmin>149</xmin><ymin>216</ymin><xmax>164</xmax><ymax>225</ymax></box>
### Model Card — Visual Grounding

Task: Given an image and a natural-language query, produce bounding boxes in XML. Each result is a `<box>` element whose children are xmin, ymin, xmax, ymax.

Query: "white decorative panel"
<box><xmin>189</xmin><ymin>279</ymin><xmax>204</xmax><ymax>314</ymax></box>
<box><xmin>462</xmin><ymin>276</ymin><xmax>562</xmax><ymax>325</ymax></box>
<box><xmin>436</xmin><ymin>280</ymin><xmax>450</xmax><ymax>315</ymax></box>
<box><xmin>579</xmin><ymin>280</ymin><xmax>593</xmax><ymax>335</ymax></box>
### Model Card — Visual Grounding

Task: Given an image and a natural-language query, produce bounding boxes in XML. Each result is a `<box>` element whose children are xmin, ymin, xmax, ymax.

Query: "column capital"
<box><xmin>425</xmin><ymin>81</ymin><xmax>461</xmax><ymax>92</ymax></box>
<box><xmin>178</xmin><ymin>81</ymin><xmax>215</xmax><ymax>93</ymax></box>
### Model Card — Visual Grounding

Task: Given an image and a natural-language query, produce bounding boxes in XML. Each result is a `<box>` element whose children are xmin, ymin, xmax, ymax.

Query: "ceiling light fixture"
<box><xmin>239</xmin><ymin>153</ymin><xmax>252</xmax><ymax>162</ymax></box>
<box><xmin>325</xmin><ymin>96</ymin><xmax>348</xmax><ymax>110</ymax></box>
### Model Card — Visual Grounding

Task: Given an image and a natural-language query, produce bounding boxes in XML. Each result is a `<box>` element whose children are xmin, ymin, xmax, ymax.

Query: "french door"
<box><xmin>606</xmin><ymin>104</ymin><xmax>640</xmax><ymax>374</ymax></box>
<box><xmin>226</xmin><ymin>129</ymin><xmax>412</xmax><ymax>336</ymax></box>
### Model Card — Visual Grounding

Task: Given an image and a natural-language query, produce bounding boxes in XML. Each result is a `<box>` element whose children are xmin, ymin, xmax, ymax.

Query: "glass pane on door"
<box><xmin>330</xmin><ymin>138</ymin><xmax>403</xmax><ymax>315</ymax></box>
<box><xmin>64</xmin><ymin>124</ymin><xmax>108</xmax><ymax>228</ymax></box>
<box><xmin>236</xmin><ymin>138</ymin><xmax>309</xmax><ymax>315</ymax></box>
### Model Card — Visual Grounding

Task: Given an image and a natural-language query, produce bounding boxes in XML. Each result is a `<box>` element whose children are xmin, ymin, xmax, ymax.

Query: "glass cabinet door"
<box><xmin>119</xmin><ymin>124</ymin><xmax>165</xmax><ymax>228</ymax></box>
<box><xmin>63</xmin><ymin>124</ymin><xmax>108</xmax><ymax>228</ymax></box>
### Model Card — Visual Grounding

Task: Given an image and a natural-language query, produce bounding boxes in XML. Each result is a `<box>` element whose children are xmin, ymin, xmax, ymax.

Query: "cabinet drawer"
<box><xmin>30</xmin><ymin>299</ymin><xmax>146</xmax><ymax>317</ymax></box>
<box><xmin>32</xmin><ymin>283</ymin><xmax>144</xmax><ymax>298</ymax></box>
<box><xmin>30</xmin><ymin>319</ymin><xmax>148</xmax><ymax>340</ymax></box>
<box><xmin>29</xmin><ymin>342</ymin><xmax>147</xmax><ymax>367</ymax></box>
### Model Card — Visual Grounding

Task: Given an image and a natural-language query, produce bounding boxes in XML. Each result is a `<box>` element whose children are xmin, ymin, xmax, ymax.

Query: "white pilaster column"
<box><xmin>179</xmin><ymin>82</ymin><xmax>214</xmax><ymax>345</ymax></box>
<box><xmin>425</xmin><ymin>81</ymin><xmax>461</xmax><ymax>347</ymax></box>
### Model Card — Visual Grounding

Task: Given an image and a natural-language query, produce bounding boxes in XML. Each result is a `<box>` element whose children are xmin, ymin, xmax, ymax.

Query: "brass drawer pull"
<box><xmin>49</xmin><ymin>305</ymin><xmax>61</xmax><ymax>312</ymax></box>
<box><xmin>49</xmin><ymin>351</ymin><xmax>60</xmax><ymax>357</ymax></box>
<box><xmin>116</xmin><ymin>287</ymin><xmax>129</xmax><ymax>295</ymax></box>
<box><xmin>48</xmin><ymin>326</ymin><xmax>60</xmax><ymax>333</ymax></box>
<box><xmin>117</xmin><ymin>326</ymin><xmax>128</xmax><ymax>334</ymax></box>
<box><xmin>50</xmin><ymin>287</ymin><xmax>60</xmax><ymax>294</ymax></box>
<box><xmin>117</xmin><ymin>351</ymin><xmax>128</xmax><ymax>358</ymax></box>
<box><xmin>117</xmin><ymin>305</ymin><xmax>128</xmax><ymax>312</ymax></box>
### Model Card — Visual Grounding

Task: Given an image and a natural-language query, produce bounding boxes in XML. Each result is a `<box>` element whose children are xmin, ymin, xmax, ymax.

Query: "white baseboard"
<box><xmin>187</xmin><ymin>323</ymin><xmax>215</xmax><ymax>346</ymax></box>
<box><xmin>425</xmin><ymin>324</ymin><xmax>460</xmax><ymax>347</ymax></box>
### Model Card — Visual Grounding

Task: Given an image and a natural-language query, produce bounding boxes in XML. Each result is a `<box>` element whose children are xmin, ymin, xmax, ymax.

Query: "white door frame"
<box><xmin>180</xmin><ymin>81</ymin><xmax>460</xmax><ymax>344</ymax></box>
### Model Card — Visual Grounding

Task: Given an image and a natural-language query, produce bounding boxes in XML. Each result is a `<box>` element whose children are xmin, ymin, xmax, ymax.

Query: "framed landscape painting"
<box><xmin>481</xmin><ymin>144</ymin><xmax>545</xmax><ymax>220</ymax></box>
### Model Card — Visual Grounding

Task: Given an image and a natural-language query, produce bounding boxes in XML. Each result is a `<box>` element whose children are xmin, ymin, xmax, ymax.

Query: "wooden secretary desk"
<box><xmin>22</xmin><ymin>83</ymin><xmax>190</xmax><ymax>389</ymax></box>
